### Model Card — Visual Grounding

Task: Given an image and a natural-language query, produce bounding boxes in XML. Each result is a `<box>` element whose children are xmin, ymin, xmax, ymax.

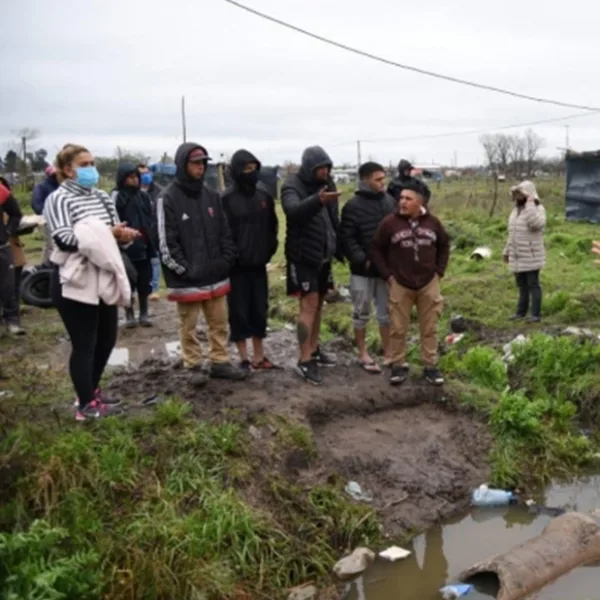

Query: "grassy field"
<box><xmin>2</xmin><ymin>176</ymin><xmax>600</xmax><ymax>599</ymax></box>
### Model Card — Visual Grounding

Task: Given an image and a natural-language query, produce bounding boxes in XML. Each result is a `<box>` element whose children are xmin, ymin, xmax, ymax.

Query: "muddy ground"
<box><xmin>29</xmin><ymin>300</ymin><xmax>491</xmax><ymax>537</ymax></box>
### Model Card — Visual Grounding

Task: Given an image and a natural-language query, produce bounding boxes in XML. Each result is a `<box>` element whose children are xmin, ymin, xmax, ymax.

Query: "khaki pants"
<box><xmin>388</xmin><ymin>276</ymin><xmax>444</xmax><ymax>366</ymax></box>
<box><xmin>176</xmin><ymin>296</ymin><xmax>229</xmax><ymax>368</ymax></box>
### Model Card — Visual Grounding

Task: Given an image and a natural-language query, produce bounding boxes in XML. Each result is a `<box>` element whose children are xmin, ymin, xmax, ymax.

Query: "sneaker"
<box><xmin>312</xmin><ymin>346</ymin><xmax>337</xmax><ymax>368</ymax></box>
<box><xmin>75</xmin><ymin>399</ymin><xmax>103</xmax><ymax>421</ymax></box>
<box><xmin>508</xmin><ymin>314</ymin><xmax>525</xmax><ymax>321</ymax></box>
<box><xmin>527</xmin><ymin>316</ymin><xmax>541</xmax><ymax>323</ymax></box>
<box><xmin>8</xmin><ymin>324</ymin><xmax>26</xmax><ymax>336</ymax></box>
<box><xmin>210</xmin><ymin>361</ymin><xmax>249</xmax><ymax>381</ymax></box>
<box><xmin>239</xmin><ymin>360</ymin><xmax>252</xmax><ymax>373</ymax></box>
<box><xmin>139</xmin><ymin>314</ymin><xmax>153</xmax><ymax>328</ymax></box>
<box><xmin>95</xmin><ymin>388</ymin><xmax>122</xmax><ymax>406</ymax></box>
<box><xmin>390</xmin><ymin>364</ymin><xmax>409</xmax><ymax>385</ymax></box>
<box><xmin>424</xmin><ymin>366</ymin><xmax>444</xmax><ymax>386</ymax></box>
<box><xmin>295</xmin><ymin>360</ymin><xmax>323</xmax><ymax>385</ymax></box>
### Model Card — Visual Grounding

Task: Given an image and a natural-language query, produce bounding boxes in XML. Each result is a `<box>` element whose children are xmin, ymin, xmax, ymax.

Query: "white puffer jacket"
<box><xmin>503</xmin><ymin>181</ymin><xmax>546</xmax><ymax>273</ymax></box>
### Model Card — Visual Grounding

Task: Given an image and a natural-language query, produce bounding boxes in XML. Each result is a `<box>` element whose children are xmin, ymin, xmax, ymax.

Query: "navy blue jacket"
<box><xmin>31</xmin><ymin>175</ymin><xmax>59</xmax><ymax>215</ymax></box>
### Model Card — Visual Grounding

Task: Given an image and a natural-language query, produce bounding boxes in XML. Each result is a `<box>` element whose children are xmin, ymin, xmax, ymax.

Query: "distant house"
<box><xmin>411</xmin><ymin>165</ymin><xmax>444</xmax><ymax>182</ymax></box>
<box><xmin>565</xmin><ymin>150</ymin><xmax>600</xmax><ymax>222</ymax></box>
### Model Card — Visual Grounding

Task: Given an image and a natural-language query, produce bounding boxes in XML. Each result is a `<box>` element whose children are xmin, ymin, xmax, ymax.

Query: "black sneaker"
<box><xmin>390</xmin><ymin>364</ymin><xmax>409</xmax><ymax>385</ymax></box>
<box><xmin>239</xmin><ymin>360</ymin><xmax>252</xmax><ymax>373</ymax></box>
<box><xmin>424</xmin><ymin>366</ymin><xmax>444</xmax><ymax>386</ymax></box>
<box><xmin>527</xmin><ymin>316</ymin><xmax>541</xmax><ymax>323</ymax></box>
<box><xmin>508</xmin><ymin>314</ymin><xmax>525</xmax><ymax>321</ymax></box>
<box><xmin>295</xmin><ymin>360</ymin><xmax>323</xmax><ymax>385</ymax></box>
<box><xmin>210</xmin><ymin>361</ymin><xmax>249</xmax><ymax>381</ymax></box>
<box><xmin>312</xmin><ymin>346</ymin><xmax>337</xmax><ymax>368</ymax></box>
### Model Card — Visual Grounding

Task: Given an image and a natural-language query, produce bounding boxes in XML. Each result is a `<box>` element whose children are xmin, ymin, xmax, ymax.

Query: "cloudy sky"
<box><xmin>2</xmin><ymin>0</ymin><xmax>599</xmax><ymax>167</ymax></box>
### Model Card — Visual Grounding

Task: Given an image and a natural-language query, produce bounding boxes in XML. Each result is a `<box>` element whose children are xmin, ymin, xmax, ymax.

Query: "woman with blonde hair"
<box><xmin>44</xmin><ymin>144</ymin><xmax>140</xmax><ymax>421</ymax></box>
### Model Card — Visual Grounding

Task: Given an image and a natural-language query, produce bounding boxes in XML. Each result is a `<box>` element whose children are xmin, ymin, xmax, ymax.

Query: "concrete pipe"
<box><xmin>458</xmin><ymin>512</ymin><xmax>600</xmax><ymax>600</ymax></box>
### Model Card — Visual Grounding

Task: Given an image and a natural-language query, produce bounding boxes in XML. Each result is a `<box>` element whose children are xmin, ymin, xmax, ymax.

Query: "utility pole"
<box><xmin>356</xmin><ymin>140</ymin><xmax>362</xmax><ymax>183</ymax></box>
<box><xmin>181</xmin><ymin>96</ymin><xmax>187</xmax><ymax>143</ymax></box>
<box><xmin>565</xmin><ymin>125</ymin><xmax>570</xmax><ymax>151</ymax></box>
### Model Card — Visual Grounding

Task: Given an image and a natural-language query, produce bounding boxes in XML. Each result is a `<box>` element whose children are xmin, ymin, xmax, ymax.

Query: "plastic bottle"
<box><xmin>440</xmin><ymin>583</ymin><xmax>473</xmax><ymax>599</ymax></box>
<box><xmin>471</xmin><ymin>484</ymin><xmax>515</xmax><ymax>507</ymax></box>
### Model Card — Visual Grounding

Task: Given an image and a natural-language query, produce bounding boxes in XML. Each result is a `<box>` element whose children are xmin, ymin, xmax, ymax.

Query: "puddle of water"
<box><xmin>107</xmin><ymin>341</ymin><xmax>181</xmax><ymax>367</ymax></box>
<box><xmin>345</xmin><ymin>476</ymin><xmax>600</xmax><ymax>600</ymax></box>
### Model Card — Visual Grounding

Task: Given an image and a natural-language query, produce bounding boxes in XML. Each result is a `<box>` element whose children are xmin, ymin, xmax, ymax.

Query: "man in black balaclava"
<box><xmin>387</xmin><ymin>159</ymin><xmax>414</xmax><ymax>201</ymax></box>
<box><xmin>282</xmin><ymin>145</ymin><xmax>342</xmax><ymax>385</ymax></box>
<box><xmin>156</xmin><ymin>142</ymin><xmax>247</xmax><ymax>386</ymax></box>
<box><xmin>221</xmin><ymin>149</ymin><xmax>279</xmax><ymax>372</ymax></box>
<box><xmin>113</xmin><ymin>163</ymin><xmax>156</xmax><ymax>328</ymax></box>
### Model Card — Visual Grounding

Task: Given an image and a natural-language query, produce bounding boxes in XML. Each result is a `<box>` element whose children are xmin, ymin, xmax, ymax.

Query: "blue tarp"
<box><xmin>565</xmin><ymin>153</ymin><xmax>600</xmax><ymax>223</ymax></box>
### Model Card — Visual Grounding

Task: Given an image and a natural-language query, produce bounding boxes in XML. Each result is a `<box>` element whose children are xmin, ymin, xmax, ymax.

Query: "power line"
<box><xmin>222</xmin><ymin>0</ymin><xmax>600</xmax><ymax>112</ymax></box>
<box><xmin>326</xmin><ymin>109</ymin><xmax>600</xmax><ymax>148</ymax></box>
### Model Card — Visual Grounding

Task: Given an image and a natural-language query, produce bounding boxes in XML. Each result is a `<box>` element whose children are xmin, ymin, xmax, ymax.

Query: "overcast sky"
<box><xmin>2</xmin><ymin>0</ymin><xmax>600</xmax><ymax>167</ymax></box>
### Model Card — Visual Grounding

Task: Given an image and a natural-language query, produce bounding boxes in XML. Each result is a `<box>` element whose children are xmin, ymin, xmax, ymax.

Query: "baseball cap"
<box><xmin>188</xmin><ymin>148</ymin><xmax>212</xmax><ymax>163</ymax></box>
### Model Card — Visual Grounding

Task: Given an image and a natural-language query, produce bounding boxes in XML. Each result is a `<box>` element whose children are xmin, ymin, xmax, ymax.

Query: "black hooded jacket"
<box><xmin>340</xmin><ymin>183</ymin><xmax>395</xmax><ymax>277</ymax></box>
<box><xmin>113</xmin><ymin>163</ymin><xmax>156</xmax><ymax>262</ymax></box>
<box><xmin>220</xmin><ymin>149</ymin><xmax>278</xmax><ymax>269</ymax></box>
<box><xmin>281</xmin><ymin>146</ymin><xmax>341</xmax><ymax>268</ymax></box>
<box><xmin>156</xmin><ymin>142</ymin><xmax>236</xmax><ymax>291</ymax></box>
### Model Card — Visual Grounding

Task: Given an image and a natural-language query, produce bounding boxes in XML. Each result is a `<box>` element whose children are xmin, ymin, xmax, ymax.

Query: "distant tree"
<box><xmin>480</xmin><ymin>134</ymin><xmax>498</xmax><ymax>171</ymax></box>
<box><xmin>32</xmin><ymin>148</ymin><xmax>49</xmax><ymax>171</ymax></box>
<box><xmin>4</xmin><ymin>150</ymin><xmax>18</xmax><ymax>172</ymax></box>
<box><xmin>495</xmin><ymin>134</ymin><xmax>511</xmax><ymax>175</ymax></box>
<box><xmin>508</xmin><ymin>135</ymin><xmax>526</xmax><ymax>178</ymax></box>
<box><xmin>524</xmin><ymin>129</ymin><xmax>545</xmax><ymax>175</ymax></box>
<box><xmin>114</xmin><ymin>146</ymin><xmax>150</xmax><ymax>166</ymax></box>
<box><xmin>160</xmin><ymin>152</ymin><xmax>174</xmax><ymax>164</ymax></box>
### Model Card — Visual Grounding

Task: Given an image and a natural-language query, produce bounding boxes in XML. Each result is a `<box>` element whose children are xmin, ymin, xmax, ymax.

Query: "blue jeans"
<box><xmin>151</xmin><ymin>257</ymin><xmax>160</xmax><ymax>293</ymax></box>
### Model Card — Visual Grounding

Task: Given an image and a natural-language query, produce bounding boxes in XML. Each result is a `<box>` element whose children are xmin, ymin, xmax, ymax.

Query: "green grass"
<box><xmin>4</xmin><ymin>175</ymin><xmax>600</xmax><ymax>597</ymax></box>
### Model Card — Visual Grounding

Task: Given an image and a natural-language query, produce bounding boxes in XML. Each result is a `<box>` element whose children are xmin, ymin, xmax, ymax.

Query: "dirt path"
<box><xmin>35</xmin><ymin>299</ymin><xmax>491</xmax><ymax>537</ymax></box>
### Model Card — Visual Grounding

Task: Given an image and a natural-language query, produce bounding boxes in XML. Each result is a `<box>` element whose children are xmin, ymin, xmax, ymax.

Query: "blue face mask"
<box><xmin>75</xmin><ymin>166</ymin><xmax>100</xmax><ymax>188</ymax></box>
<box><xmin>140</xmin><ymin>172</ymin><xmax>153</xmax><ymax>186</ymax></box>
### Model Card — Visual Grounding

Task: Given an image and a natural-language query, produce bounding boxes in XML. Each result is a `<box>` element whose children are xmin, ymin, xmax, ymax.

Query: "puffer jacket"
<box><xmin>340</xmin><ymin>183</ymin><xmax>395</xmax><ymax>277</ymax></box>
<box><xmin>504</xmin><ymin>198</ymin><xmax>546</xmax><ymax>273</ymax></box>
<box><xmin>281</xmin><ymin>146</ymin><xmax>341</xmax><ymax>268</ymax></box>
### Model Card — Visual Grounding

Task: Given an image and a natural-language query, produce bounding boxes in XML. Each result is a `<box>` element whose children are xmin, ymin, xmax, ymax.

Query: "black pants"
<box><xmin>228</xmin><ymin>267</ymin><xmax>268</xmax><ymax>342</ymax></box>
<box><xmin>515</xmin><ymin>270</ymin><xmax>542</xmax><ymax>318</ymax></box>
<box><xmin>52</xmin><ymin>269</ymin><xmax>118</xmax><ymax>408</ymax></box>
<box><xmin>0</xmin><ymin>246</ymin><xmax>19</xmax><ymax>325</ymax></box>
<box><xmin>131</xmin><ymin>259</ymin><xmax>152</xmax><ymax>316</ymax></box>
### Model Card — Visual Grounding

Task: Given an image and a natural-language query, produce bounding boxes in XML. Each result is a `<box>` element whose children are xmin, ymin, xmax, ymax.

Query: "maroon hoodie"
<box><xmin>370</xmin><ymin>208</ymin><xmax>450</xmax><ymax>290</ymax></box>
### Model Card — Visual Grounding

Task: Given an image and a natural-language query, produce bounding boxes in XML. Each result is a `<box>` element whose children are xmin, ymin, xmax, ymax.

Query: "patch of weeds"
<box><xmin>441</xmin><ymin>346</ymin><xmax>507</xmax><ymax>392</ymax></box>
<box><xmin>274</xmin><ymin>416</ymin><xmax>317</xmax><ymax>459</ymax></box>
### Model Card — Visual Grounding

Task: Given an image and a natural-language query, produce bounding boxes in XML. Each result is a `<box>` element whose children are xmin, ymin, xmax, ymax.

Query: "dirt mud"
<box><xmin>67</xmin><ymin>301</ymin><xmax>489</xmax><ymax>536</ymax></box>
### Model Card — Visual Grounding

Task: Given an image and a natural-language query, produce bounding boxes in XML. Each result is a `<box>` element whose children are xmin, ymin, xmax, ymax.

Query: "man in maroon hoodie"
<box><xmin>370</xmin><ymin>179</ymin><xmax>450</xmax><ymax>386</ymax></box>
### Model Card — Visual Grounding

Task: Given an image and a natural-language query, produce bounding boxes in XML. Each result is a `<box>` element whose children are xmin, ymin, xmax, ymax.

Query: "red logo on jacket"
<box><xmin>208</xmin><ymin>207</ymin><xmax>215</xmax><ymax>217</ymax></box>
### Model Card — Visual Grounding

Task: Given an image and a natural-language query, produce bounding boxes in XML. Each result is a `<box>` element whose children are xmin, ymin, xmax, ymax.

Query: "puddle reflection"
<box><xmin>107</xmin><ymin>341</ymin><xmax>181</xmax><ymax>368</ymax></box>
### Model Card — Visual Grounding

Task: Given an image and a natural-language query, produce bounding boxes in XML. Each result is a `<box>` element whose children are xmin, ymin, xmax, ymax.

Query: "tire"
<box><xmin>20</xmin><ymin>268</ymin><xmax>54</xmax><ymax>309</ymax></box>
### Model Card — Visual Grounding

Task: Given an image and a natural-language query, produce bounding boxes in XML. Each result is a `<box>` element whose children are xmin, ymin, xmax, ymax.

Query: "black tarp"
<box><xmin>566</xmin><ymin>153</ymin><xmax>600</xmax><ymax>222</ymax></box>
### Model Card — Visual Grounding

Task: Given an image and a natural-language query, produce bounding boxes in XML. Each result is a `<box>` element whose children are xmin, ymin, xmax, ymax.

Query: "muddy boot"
<box><xmin>125</xmin><ymin>307</ymin><xmax>137</xmax><ymax>329</ymax></box>
<box><xmin>210</xmin><ymin>361</ymin><xmax>249</xmax><ymax>381</ymax></box>
<box><xmin>138</xmin><ymin>295</ymin><xmax>152</xmax><ymax>327</ymax></box>
<box><xmin>188</xmin><ymin>366</ymin><xmax>209</xmax><ymax>388</ymax></box>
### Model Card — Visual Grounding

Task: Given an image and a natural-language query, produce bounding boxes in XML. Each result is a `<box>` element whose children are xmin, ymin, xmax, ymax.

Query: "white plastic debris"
<box><xmin>470</xmin><ymin>246</ymin><xmax>492</xmax><ymax>260</ymax></box>
<box><xmin>562</xmin><ymin>326</ymin><xmax>594</xmax><ymax>338</ymax></box>
<box><xmin>333</xmin><ymin>547</ymin><xmax>375</xmax><ymax>581</ymax></box>
<box><xmin>440</xmin><ymin>583</ymin><xmax>473</xmax><ymax>599</ymax></box>
<box><xmin>345</xmin><ymin>481</ymin><xmax>373</xmax><ymax>502</ymax></box>
<box><xmin>445</xmin><ymin>333</ymin><xmax>466</xmax><ymax>345</ymax></box>
<box><xmin>379</xmin><ymin>546</ymin><xmax>411</xmax><ymax>562</ymax></box>
<box><xmin>502</xmin><ymin>334</ymin><xmax>528</xmax><ymax>363</ymax></box>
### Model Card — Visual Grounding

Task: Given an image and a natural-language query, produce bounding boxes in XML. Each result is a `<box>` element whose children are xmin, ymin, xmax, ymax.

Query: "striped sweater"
<box><xmin>44</xmin><ymin>181</ymin><xmax>118</xmax><ymax>250</ymax></box>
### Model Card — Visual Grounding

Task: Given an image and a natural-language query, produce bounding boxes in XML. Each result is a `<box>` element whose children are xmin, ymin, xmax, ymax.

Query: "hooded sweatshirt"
<box><xmin>220</xmin><ymin>149</ymin><xmax>278</xmax><ymax>269</ymax></box>
<box><xmin>113</xmin><ymin>163</ymin><xmax>156</xmax><ymax>262</ymax></box>
<box><xmin>156</xmin><ymin>142</ymin><xmax>236</xmax><ymax>301</ymax></box>
<box><xmin>31</xmin><ymin>174</ymin><xmax>59</xmax><ymax>215</ymax></box>
<box><xmin>340</xmin><ymin>182</ymin><xmax>395</xmax><ymax>278</ymax></box>
<box><xmin>370</xmin><ymin>207</ymin><xmax>450</xmax><ymax>290</ymax></box>
<box><xmin>281</xmin><ymin>145</ymin><xmax>341</xmax><ymax>268</ymax></box>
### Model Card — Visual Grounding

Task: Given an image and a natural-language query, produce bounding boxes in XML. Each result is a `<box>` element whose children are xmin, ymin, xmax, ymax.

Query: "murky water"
<box><xmin>345</xmin><ymin>476</ymin><xmax>600</xmax><ymax>600</ymax></box>
<box><xmin>107</xmin><ymin>340</ymin><xmax>181</xmax><ymax>367</ymax></box>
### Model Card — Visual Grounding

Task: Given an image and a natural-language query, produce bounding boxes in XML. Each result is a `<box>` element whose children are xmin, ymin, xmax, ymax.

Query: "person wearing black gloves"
<box><xmin>113</xmin><ymin>163</ymin><xmax>156</xmax><ymax>328</ymax></box>
<box><xmin>221</xmin><ymin>149</ymin><xmax>279</xmax><ymax>372</ymax></box>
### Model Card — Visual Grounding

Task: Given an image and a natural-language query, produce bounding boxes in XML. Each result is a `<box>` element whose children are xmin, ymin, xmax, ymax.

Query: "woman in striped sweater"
<box><xmin>44</xmin><ymin>144</ymin><xmax>141</xmax><ymax>421</ymax></box>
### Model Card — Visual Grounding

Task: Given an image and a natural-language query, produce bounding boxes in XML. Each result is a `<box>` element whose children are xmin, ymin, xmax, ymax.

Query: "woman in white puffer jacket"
<box><xmin>503</xmin><ymin>180</ymin><xmax>546</xmax><ymax>323</ymax></box>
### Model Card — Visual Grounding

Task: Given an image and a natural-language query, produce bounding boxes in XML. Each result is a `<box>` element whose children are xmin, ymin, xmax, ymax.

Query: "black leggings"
<box><xmin>52</xmin><ymin>269</ymin><xmax>118</xmax><ymax>408</ymax></box>
<box><xmin>515</xmin><ymin>270</ymin><xmax>542</xmax><ymax>318</ymax></box>
<box><xmin>0</xmin><ymin>246</ymin><xmax>18</xmax><ymax>325</ymax></box>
